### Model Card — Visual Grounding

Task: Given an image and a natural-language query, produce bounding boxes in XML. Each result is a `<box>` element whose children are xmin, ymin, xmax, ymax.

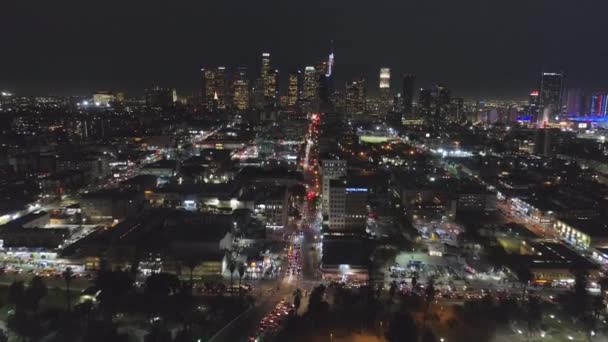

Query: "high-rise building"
<box><xmin>539</xmin><ymin>71</ymin><xmax>564</xmax><ymax>123</ymax></box>
<box><xmin>418</xmin><ymin>88</ymin><xmax>432</xmax><ymax>116</ymax></box>
<box><xmin>260</xmin><ymin>52</ymin><xmax>273</xmax><ymax>98</ymax></box>
<box><xmin>321</xmin><ymin>159</ymin><xmax>347</xmax><ymax>216</ymax></box>
<box><xmin>378</xmin><ymin>67</ymin><xmax>391</xmax><ymax>114</ymax></box>
<box><xmin>565</xmin><ymin>88</ymin><xmax>584</xmax><ymax>117</ymax></box>
<box><xmin>201</xmin><ymin>66</ymin><xmax>227</xmax><ymax>110</ymax></box>
<box><xmin>379</xmin><ymin>68</ymin><xmax>390</xmax><ymax>90</ymax></box>
<box><xmin>287</xmin><ymin>71</ymin><xmax>300</xmax><ymax>107</ymax></box>
<box><xmin>417</xmin><ymin>84</ymin><xmax>450</xmax><ymax>126</ymax></box>
<box><xmin>346</xmin><ymin>78</ymin><xmax>366</xmax><ymax>116</ymax></box>
<box><xmin>328</xmin><ymin>178</ymin><xmax>368</xmax><ymax>231</ymax></box>
<box><xmin>232</xmin><ymin>69</ymin><xmax>250</xmax><ymax>112</ymax></box>
<box><xmin>402</xmin><ymin>74</ymin><xmax>416</xmax><ymax>115</ymax></box>
<box><xmin>303</xmin><ymin>66</ymin><xmax>318</xmax><ymax>101</ymax></box>
<box><xmin>266</xmin><ymin>69</ymin><xmax>278</xmax><ymax>104</ymax></box>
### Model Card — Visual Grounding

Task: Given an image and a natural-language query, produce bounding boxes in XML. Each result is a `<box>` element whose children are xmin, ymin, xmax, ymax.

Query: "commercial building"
<box><xmin>328</xmin><ymin>178</ymin><xmax>368</xmax><ymax>231</ymax></box>
<box><xmin>202</xmin><ymin>66</ymin><xmax>227</xmax><ymax>110</ymax></box>
<box><xmin>378</xmin><ymin>67</ymin><xmax>391</xmax><ymax>114</ymax></box>
<box><xmin>538</xmin><ymin>71</ymin><xmax>564</xmax><ymax>123</ymax></box>
<box><xmin>402</xmin><ymin>74</ymin><xmax>415</xmax><ymax>116</ymax></box>
<box><xmin>345</xmin><ymin>78</ymin><xmax>366</xmax><ymax>116</ymax></box>
<box><xmin>303</xmin><ymin>66</ymin><xmax>318</xmax><ymax>101</ymax></box>
<box><xmin>320</xmin><ymin>235</ymin><xmax>372</xmax><ymax>282</ymax></box>
<box><xmin>554</xmin><ymin>217</ymin><xmax>608</xmax><ymax>250</ymax></box>
<box><xmin>321</xmin><ymin>159</ymin><xmax>347</xmax><ymax>216</ymax></box>
<box><xmin>287</xmin><ymin>70</ymin><xmax>300</xmax><ymax>107</ymax></box>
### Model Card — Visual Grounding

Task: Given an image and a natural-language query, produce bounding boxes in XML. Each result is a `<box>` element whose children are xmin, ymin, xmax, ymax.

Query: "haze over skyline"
<box><xmin>1</xmin><ymin>0</ymin><xmax>607</xmax><ymax>99</ymax></box>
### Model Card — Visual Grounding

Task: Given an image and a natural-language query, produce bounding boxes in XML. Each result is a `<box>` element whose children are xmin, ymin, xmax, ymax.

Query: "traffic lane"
<box><xmin>208</xmin><ymin>283</ymin><xmax>297</xmax><ymax>342</ymax></box>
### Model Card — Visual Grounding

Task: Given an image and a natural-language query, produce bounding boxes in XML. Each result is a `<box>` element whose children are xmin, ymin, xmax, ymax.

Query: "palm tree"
<box><xmin>227</xmin><ymin>256</ymin><xmax>236</xmax><ymax>297</ymax></box>
<box><xmin>238</xmin><ymin>263</ymin><xmax>246</xmax><ymax>303</ymax></box>
<box><xmin>63</xmin><ymin>267</ymin><xmax>74</xmax><ymax>312</ymax></box>
<box><xmin>516</xmin><ymin>267</ymin><xmax>533</xmax><ymax>303</ymax></box>
<box><xmin>293</xmin><ymin>288</ymin><xmax>302</xmax><ymax>315</ymax></box>
<box><xmin>184</xmin><ymin>257</ymin><xmax>200</xmax><ymax>293</ymax></box>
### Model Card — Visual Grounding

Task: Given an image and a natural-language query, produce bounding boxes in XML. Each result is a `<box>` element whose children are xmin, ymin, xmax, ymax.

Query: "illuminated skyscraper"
<box><xmin>266</xmin><ymin>69</ymin><xmax>278</xmax><ymax>101</ymax></box>
<box><xmin>201</xmin><ymin>66</ymin><xmax>227</xmax><ymax>110</ymax></box>
<box><xmin>539</xmin><ymin>71</ymin><xmax>564</xmax><ymax>123</ymax></box>
<box><xmin>303</xmin><ymin>66</ymin><xmax>318</xmax><ymax>101</ymax></box>
<box><xmin>287</xmin><ymin>70</ymin><xmax>300</xmax><ymax>106</ymax></box>
<box><xmin>260</xmin><ymin>52</ymin><xmax>272</xmax><ymax>97</ymax></box>
<box><xmin>232</xmin><ymin>67</ymin><xmax>249</xmax><ymax>111</ymax></box>
<box><xmin>379</xmin><ymin>68</ymin><xmax>390</xmax><ymax>90</ymax></box>
<box><xmin>378</xmin><ymin>67</ymin><xmax>391</xmax><ymax>114</ymax></box>
<box><xmin>346</xmin><ymin>78</ymin><xmax>366</xmax><ymax>115</ymax></box>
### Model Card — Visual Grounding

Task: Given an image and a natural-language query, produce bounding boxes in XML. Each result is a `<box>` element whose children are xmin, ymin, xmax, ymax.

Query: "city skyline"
<box><xmin>2</xmin><ymin>1</ymin><xmax>608</xmax><ymax>98</ymax></box>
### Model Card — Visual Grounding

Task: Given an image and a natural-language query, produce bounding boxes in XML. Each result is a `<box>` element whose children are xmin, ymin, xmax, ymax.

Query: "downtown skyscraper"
<box><xmin>538</xmin><ymin>71</ymin><xmax>564</xmax><ymax>123</ymax></box>
<box><xmin>287</xmin><ymin>70</ymin><xmax>300</xmax><ymax>107</ymax></box>
<box><xmin>201</xmin><ymin>66</ymin><xmax>227</xmax><ymax>110</ymax></box>
<box><xmin>378</xmin><ymin>67</ymin><xmax>391</xmax><ymax>114</ymax></box>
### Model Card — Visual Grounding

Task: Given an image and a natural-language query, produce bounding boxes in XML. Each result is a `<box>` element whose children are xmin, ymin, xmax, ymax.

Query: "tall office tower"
<box><xmin>232</xmin><ymin>80</ymin><xmax>249</xmax><ymax>111</ymax></box>
<box><xmin>418</xmin><ymin>88</ymin><xmax>432</xmax><ymax>117</ymax></box>
<box><xmin>538</xmin><ymin>71</ymin><xmax>564</xmax><ymax>123</ymax></box>
<box><xmin>321</xmin><ymin>159</ymin><xmax>347</xmax><ymax>216</ymax></box>
<box><xmin>266</xmin><ymin>69</ymin><xmax>278</xmax><ymax>103</ymax></box>
<box><xmin>303</xmin><ymin>66</ymin><xmax>318</xmax><ymax>101</ymax></box>
<box><xmin>378</xmin><ymin>67</ymin><xmax>392</xmax><ymax>115</ymax></box>
<box><xmin>527</xmin><ymin>90</ymin><xmax>540</xmax><ymax>122</ymax></box>
<box><xmin>232</xmin><ymin>68</ymin><xmax>250</xmax><ymax>111</ymax></box>
<box><xmin>252</xmin><ymin>78</ymin><xmax>265</xmax><ymax>109</ymax></box>
<box><xmin>565</xmin><ymin>88</ymin><xmax>584</xmax><ymax>117</ymax></box>
<box><xmin>434</xmin><ymin>83</ymin><xmax>451</xmax><ymax>124</ymax></box>
<box><xmin>324</xmin><ymin>45</ymin><xmax>336</xmax><ymax>107</ymax></box>
<box><xmin>402</xmin><ymin>74</ymin><xmax>416</xmax><ymax>115</ymax></box>
<box><xmin>287</xmin><ymin>71</ymin><xmax>300</xmax><ymax>106</ymax></box>
<box><xmin>260</xmin><ymin>52</ymin><xmax>272</xmax><ymax>97</ymax></box>
<box><xmin>328</xmin><ymin>178</ymin><xmax>368</xmax><ymax>231</ymax></box>
<box><xmin>345</xmin><ymin>78</ymin><xmax>366</xmax><ymax>115</ymax></box>
<box><xmin>202</xmin><ymin>66</ymin><xmax>227</xmax><ymax>110</ymax></box>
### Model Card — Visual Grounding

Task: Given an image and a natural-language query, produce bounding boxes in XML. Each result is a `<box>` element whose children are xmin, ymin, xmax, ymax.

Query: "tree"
<box><xmin>183</xmin><ymin>257</ymin><xmax>200</xmax><ymax>292</ymax></box>
<box><xmin>422</xmin><ymin>329</ymin><xmax>438</xmax><ymax>342</ymax></box>
<box><xmin>411</xmin><ymin>276</ymin><xmax>418</xmax><ymax>291</ymax></box>
<box><xmin>306</xmin><ymin>284</ymin><xmax>329</xmax><ymax>322</ymax></box>
<box><xmin>63</xmin><ymin>267</ymin><xmax>74</xmax><ymax>312</ymax></box>
<box><xmin>293</xmin><ymin>288</ymin><xmax>302</xmax><ymax>315</ymax></box>
<box><xmin>7</xmin><ymin>281</ymin><xmax>25</xmax><ymax>310</ymax></box>
<box><xmin>422</xmin><ymin>278</ymin><xmax>436</xmax><ymax>335</ymax></box>
<box><xmin>389</xmin><ymin>281</ymin><xmax>398</xmax><ymax>301</ymax></box>
<box><xmin>0</xmin><ymin>329</ymin><xmax>8</xmax><ymax>342</ymax></box>
<box><xmin>386</xmin><ymin>312</ymin><xmax>418</xmax><ymax>342</ymax></box>
<box><xmin>571</xmin><ymin>267</ymin><xmax>589</xmax><ymax>322</ymax></box>
<box><xmin>24</xmin><ymin>276</ymin><xmax>47</xmax><ymax>312</ymax></box>
<box><xmin>226</xmin><ymin>255</ymin><xmax>236</xmax><ymax>296</ymax></box>
<box><xmin>527</xmin><ymin>295</ymin><xmax>542</xmax><ymax>337</ymax></box>
<box><xmin>515</xmin><ymin>267</ymin><xmax>533</xmax><ymax>303</ymax></box>
<box><xmin>145</xmin><ymin>273</ymin><xmax>180</xmax><ymax>297</ymax></box>
<box><xmin>95</xmin><ymin>269</ymin><xmax>134</xmax><ymax>323</ymax></box>
<box><xmin>424</xmin><ymin>279</ymin><xmax>436</xmax><ymax>305</ymax></box>
<box><xmin>238</xmin><ymin>263</ymin><xmax>246</xmax><ymax>303</ymax></box>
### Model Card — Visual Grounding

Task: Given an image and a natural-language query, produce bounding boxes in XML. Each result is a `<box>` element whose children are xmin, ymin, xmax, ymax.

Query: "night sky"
<box><xmin>2</xmin><ymin>0</ymin><xmax>607</xmax><ymax>99</ymax></box>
